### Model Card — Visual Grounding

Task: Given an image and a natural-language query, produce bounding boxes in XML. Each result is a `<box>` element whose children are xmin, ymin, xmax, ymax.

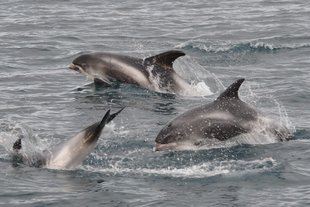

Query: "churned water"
<box><xmin>0</xmin><ymin>0</ymin><xmax>310</xmax><ymax>206</ymax></box>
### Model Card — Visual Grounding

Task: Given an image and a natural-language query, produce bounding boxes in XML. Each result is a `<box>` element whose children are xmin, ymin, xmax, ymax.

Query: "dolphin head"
<box><xmin>155</xmin><ymin>120</ymin><xmax>192</xmax><ymax>151</ymax></box>
<box><xmin>69</xmin><ymin>53</ymin><xmax>110</xmax><ymax>76</ymax></box>
<box><xmin>156</xmin><ymin>123</ymin><xmax>181</xmax><ymax>144</ymax></box>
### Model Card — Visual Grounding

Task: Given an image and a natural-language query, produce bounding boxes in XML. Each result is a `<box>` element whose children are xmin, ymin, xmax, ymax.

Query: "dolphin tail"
<box><xmin>217</xmin><ymin>78</ymin><xmax>245</xmax><ymax>100</ymax></box>
<box><xmin>143</xmin><ymin>50</ymin><xmax>186</xmax><ymax>69</ymax></box>
<box><xmin>82</xmin><ymin>110</ymin><xmax>111</xmax><ymax>145</ymax></box>
<box><xmin>97</xmin><ymin>109</ymin><xmax>111</xmax><ymax>131</ymax></box>
<box><xmin>107</xmin><ymin>107</ymin><xmax>125</xmax><ymax>124</ymax></box>
<box><xmin>94</xmin><ymin>107</ymin><xmax>124</xmax><ymax>135</ymax></box>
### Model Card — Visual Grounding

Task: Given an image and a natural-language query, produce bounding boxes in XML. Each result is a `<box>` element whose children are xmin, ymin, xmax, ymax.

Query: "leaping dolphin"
<box><xmin>68</xmin><ymin>50</ymin><xmax>192</xmax><ymax>95</ymax></box>
<box><xmin>12</xmin><ymin>108</ymin><xmax>123</xmax><ymax>169</ymax></box>
<box><xmin>155</xmin><ymin>78</ymin><xmax>292</xmax><ymax>151</ymax></box>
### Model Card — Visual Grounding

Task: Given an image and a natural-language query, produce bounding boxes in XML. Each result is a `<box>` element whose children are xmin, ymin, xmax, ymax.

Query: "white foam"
<box><xmin>0</xmin><ymin>121</ymin><xmax>48</xmax><ymax>165</ymax></box>
<box><xmin>176</xmin><ymin>39</ymin><xmax>310</xmax><ymax>53</ymax></box>
<box><xmin>85</xmin><ymin>157</ymin><xmax>277</xmax><ymax>178</ymax></box>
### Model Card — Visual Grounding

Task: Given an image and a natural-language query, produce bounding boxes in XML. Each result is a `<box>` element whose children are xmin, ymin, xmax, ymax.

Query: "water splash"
<box><xmin>242</xmin><ymin>81</ymin><xmax>296</xmax><ymax>136</ymax></box>
<box><xmin>144</xmin><ymin>55</ymin><xmax>221</xmax><ymax>97</ymax></box>
<box><xmin>0</xmin><ymin>121</ymin><xmax>47</xmax><ymax>166</ymax></box>
<box><xmin>174</xmin><ymin>55</ymin><xmax>223</xmax><ymax>93</ymax></box>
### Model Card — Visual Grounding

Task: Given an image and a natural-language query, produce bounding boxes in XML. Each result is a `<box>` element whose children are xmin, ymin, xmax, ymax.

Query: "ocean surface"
<box><xmin>0</xmin><ymin>0</ymin><xmax>310</xmax><ymax>206</ymax></box>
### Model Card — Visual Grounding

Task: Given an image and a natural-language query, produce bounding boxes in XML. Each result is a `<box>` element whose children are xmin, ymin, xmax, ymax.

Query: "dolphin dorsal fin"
<box><xmin>217</xmin><ymin>78</ymin><xmax>245</xmax><ymax>100</ymax></box>
<box><xmin>144</xmin><ymin>50</ymin><xmax>186</xmax><ymax>69</ymax></box>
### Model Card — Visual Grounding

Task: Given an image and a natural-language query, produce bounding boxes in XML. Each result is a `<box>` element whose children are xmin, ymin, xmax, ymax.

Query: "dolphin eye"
<box><xmin>81</xmin><ymin>63</ymin><xmax>87</xmax><ymax>68</ymax></box>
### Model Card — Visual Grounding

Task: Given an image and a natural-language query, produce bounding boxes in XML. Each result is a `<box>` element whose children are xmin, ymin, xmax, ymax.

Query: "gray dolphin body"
<box><xmin>69</xmin><ymin>50</ymin><xmax>191</xmax><ymax>94</ymax></box>
<box><xmin>12</xmin><ymin>109</ymin><xmax>123</xmax><ymax>169</ymax></box>
<box><xmin>155</xmin><ymin>79</ymin><xmax>291</xmax><ymax>151</ymax></box>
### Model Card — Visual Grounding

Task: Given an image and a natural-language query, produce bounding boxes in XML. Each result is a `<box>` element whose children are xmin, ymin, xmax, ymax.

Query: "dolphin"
<box><xmin>12</xmin><ymin>108</ymin><xmax>123</xmax><ymax>169</ymax></box>
<box><xmin>155</xmin><ymin>78</ymin><xmax>292</xmax><ymax>151</ymax></box>
<box><xmin>68</xmin><ymin>50</ymin><xmax>192</xmax><ymax>94</ymax></box>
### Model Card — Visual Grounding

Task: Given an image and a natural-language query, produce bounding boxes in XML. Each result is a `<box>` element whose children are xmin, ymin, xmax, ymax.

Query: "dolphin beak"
<box><xmin>68</xmin><ymin>63</ymin><xmax>81</xmax><ymax>72</ymax></box>
<box><xmin>154</xmin><ymin>142</ymin><xmax>177</xmax><ymax>151</ymax></box>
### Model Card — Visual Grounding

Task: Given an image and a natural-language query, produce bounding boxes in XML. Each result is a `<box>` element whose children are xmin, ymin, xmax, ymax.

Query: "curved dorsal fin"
<box><xmin>217</xmin><ymin>78</ymin><xmax>245</xmax><ymax>100</ymax></box>
<box><xmin>143</xmin><ymin>50</ymin><xmax>186</xmax><ymax>69</ymax></box>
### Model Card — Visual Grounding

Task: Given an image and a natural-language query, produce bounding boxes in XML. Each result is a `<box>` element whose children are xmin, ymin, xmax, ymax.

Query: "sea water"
<box><xmin>0</xmin><ymin>0</ymin><xmax>310</xmax><ymax>206</ymax></box>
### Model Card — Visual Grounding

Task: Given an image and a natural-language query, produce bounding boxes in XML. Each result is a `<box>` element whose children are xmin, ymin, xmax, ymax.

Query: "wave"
<box><xmin>177</xmin><ymin>37</ymin><xmax>310</xmax><ymax>54</ymax></box>
<box><xmin>294</xmin><ymin>129</ymin><xmax>310</xmax><ymax>140</ymax></box>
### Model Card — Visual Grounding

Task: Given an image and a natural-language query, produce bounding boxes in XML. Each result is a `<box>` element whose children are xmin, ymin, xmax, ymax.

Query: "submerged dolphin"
<box><xmin>68</xmin><ymin>50</ymin><xmax>192</xmax><ymax>94</ymax></box>
<box><xmin>155</xmin><ymin>78</ymin><xmax>292</xmax><ymax>151</ymax></box>
<box><xmin>12</xmin><ymin>108</ymin><xmax>123</xmax><ymax>169</ymax></box>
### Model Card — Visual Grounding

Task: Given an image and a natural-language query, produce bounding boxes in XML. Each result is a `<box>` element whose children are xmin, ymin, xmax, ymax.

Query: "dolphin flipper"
<box><xmin>13</xmin><ymin>138</ymin><xmax>22</xmax><ymax>151</ymax></box>
<box><xmin>144</xmin><ymin>50</ymin><xmax>186</xmax><ymax>68</ymax></box>
<box><xmin>94</xmin><ymin>78</ymin><xmax>111</xmax><ymax>87</ymax></box>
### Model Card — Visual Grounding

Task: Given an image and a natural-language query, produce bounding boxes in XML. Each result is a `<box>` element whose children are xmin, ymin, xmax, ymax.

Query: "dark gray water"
<box><xmin>1</xmin><ymin>0</ymin><xmax>310</xmax><ymax>206</ymax></box>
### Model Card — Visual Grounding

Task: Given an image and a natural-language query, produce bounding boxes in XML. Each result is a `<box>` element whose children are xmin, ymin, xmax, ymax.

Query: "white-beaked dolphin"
<box><xmin>12</xmin><ymin>108</ymin><xmax>123</xmax><ymax>169</ymax></box>
<box><xmin>68</xmin><ymin>50</ymin><xmax>192</xmax><ymax>94</ymax></box>
<box><xmin>155</xmin><ymin>79</ymin><xmax>292</xmax><ymax>151</ymax></box>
